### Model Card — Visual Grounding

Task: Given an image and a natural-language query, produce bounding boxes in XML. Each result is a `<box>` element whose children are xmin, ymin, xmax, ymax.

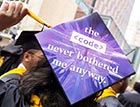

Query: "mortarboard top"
<box><xmin>15</xmin><ymin>31</ymin><xmax>41</xmax><ymax>52</ymax></box>
<box><xmin>35</xmin><ymin>12</ymin><xmax>135</xmax><ymax>104</ymax></box>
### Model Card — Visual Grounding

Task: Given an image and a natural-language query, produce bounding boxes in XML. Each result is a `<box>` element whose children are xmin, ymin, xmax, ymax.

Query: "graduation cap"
<box><xmin>36</xmin><ymin>12</ymin><xmax>135</xmax><ymax>105</ymax></box>
<box><xmin>15</xmin><ymin>31</ymin><xmax>41</xmax><ymax>52</ymax></box>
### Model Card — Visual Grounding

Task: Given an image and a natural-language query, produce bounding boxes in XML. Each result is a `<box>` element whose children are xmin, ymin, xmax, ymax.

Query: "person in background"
<box><xmin>0</xmin><ymin>31</ymin><xmax>45</xmax><ymax>81</ymax></box>
<box><xmin>118</xmin><ymin>81</ymin><xmax>140</xmax><ymax>107</ymax></box>
<box><xmin>96</xmin><ymin>78</ymin><xmax>128</xmax><ymax>107</ymax></box>
<box><xmin>0</xmin><ymin>32</ymin><xmax>49</xmax><ymax>107</ymax></box>
<box><xmin>0</xmin><ymin>1</ymin><xmax>28</xmax><ymax>31</ymax></box>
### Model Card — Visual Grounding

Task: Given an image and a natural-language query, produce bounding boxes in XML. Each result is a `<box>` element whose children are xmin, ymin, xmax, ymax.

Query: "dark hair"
<box><xmin>19</xmin><ymin>60</ymin><xmax>98</xmax><ymax>107</ymax></box>
<box><xmin>19</xmin><ymin>66</ymin><xmax>68</xmax><ymax>107</ymax></box>
<box><xmin>134</xmin><ymin>82</ymin><xmax>140</xmax><ymax>94</ymax></box>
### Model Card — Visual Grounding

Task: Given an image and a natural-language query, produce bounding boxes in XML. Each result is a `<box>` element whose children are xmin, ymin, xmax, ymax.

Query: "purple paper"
<box><xmin>35</xmin><ymin>12</ymin><xmax>135</xmax><ymax>104</ymax></box>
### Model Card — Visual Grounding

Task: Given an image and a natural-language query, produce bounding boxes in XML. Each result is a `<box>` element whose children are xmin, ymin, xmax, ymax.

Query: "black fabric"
<box><xmin>0</xmin><ymin>75</ymin><xmax>29</xmax><ymax>107</ymax></box>
<box><xmin>134</xmin><ymin>82</ymin><xmax>140</xmax><ymax>94</ymax></box>
<box><xmin>0</xmin><ymin>80</ymin><xmax>6</xmax><ymax>106</ymax></box>
<box><xmin>118</xmin><ymin>92</ymin><xmax>140</xmax><ymax>107</ymax></box>
<box><xmin>97</xmin><ymin>96</ymin><xmax>124</xmax><ymax>107</ymax></box>
<box><xmin>0</xmin><ymin>74</ymin><xmax>21</xmax><ymax>82</ymax></box>
<box><xmin>15</xmin><ymin>31</ymin><xmax>41</xmax><ymax>53</ymax></box>
<box><xmin>0</xmin><ymin>41</ymin><xmax>23</xmax><ymax>75</ymax></box>
<box><xmin>0</xmin><ymin>41</ymin><xmax>22</xmax><ymax>56</ymax></box>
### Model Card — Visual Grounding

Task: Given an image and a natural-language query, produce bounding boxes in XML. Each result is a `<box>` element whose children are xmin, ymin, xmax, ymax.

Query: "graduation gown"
<box><xmin>0</xmin><ymin>68</ymin><xmax>43</xmax><ymax>107</ymax></box>
<box><xmin>118</xmin><ymin>91</ymin><xmax>140</xmax><ymax>107</ymax></box>
<box><xmin>0</xmin><ymin>78</ymin><xmax>29</xmax><ymax>107</ymax></box>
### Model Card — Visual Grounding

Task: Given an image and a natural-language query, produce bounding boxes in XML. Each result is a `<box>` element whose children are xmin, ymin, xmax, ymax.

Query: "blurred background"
<box><xmin>0</xmin><ymin>0</ymin><xmax>139</xmax><ymax>85</ymax></box>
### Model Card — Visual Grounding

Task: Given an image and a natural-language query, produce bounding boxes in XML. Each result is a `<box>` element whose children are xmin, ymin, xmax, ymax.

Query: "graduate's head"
<box><xmin>111</xmin><ymin>78</ymin><xmax>128</xmax><ymax>93</ymax></box>
<box><xmin>22</xmin><ymin>49</ymin><xmax>45</xmax><ymax>71</ymax></box>
<box><xmin>15</xmin><ymin>31</ymin><xmax>45</xmax><ymax>71</ymax></box>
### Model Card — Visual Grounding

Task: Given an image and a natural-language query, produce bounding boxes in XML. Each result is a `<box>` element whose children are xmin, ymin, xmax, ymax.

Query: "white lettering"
<box><xmin>84</xmin><ymin>27</ymin><xmax>99</xmax><ymax>37</ymax></box>
<box><xmin>76</xmin><ymin>51</ymin><xmax>119</xmax><ymax>74</ymax></box>
<box><xmin>47</xmin><ymin>44</ymin><xmax>74</xmax><ymax>57</ymax></box>
<box><xmin>70</xmin><ymin>31</ymin><xmax>106</xmax><ymax>54</ymax></box>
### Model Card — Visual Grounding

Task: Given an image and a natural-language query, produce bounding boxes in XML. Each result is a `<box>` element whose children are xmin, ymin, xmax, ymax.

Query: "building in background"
<box><xmin>124</xmin><ymin>0</ymin><xmax>140</xmax><ymax>81</ymax></box>
<box><xmin>75</xmin><ymin>0</ymin><xmax>135</xmax><ymax>61</ymax></box>
<box><xmin>21</xmin><ymin>0</ymin><xmax>78</xmax><ymax>30</ymax></box>
<box><xmin>0</xmin><ymin>0</ymin><xmax>135</xmax><ymax>36</ymax></box>
<box><xmin>0</xmin><ymin>0</ymin><xmax>78</xmax><ymax>45</ymax></box>
<box><xmin>75</xmin><ymin>0</ymin><xmax>135</xmax><ymax>35</ymax></box>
